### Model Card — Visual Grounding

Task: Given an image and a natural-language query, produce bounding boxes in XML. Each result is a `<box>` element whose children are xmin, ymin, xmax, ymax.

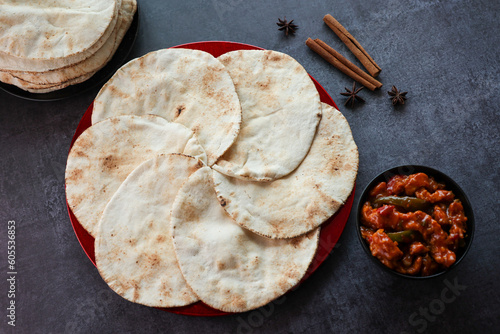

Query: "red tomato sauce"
<box><xmin>360</xmin><ymin>173</ymin><xmax>467</xmax><ymax>276</ymax></box>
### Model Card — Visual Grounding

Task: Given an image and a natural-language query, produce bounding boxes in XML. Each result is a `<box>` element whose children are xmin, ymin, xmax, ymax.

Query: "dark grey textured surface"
<box><xmin>1</xmin><ymin>0</ymin><xmax>499</xmax><ymax>333</ymax></box>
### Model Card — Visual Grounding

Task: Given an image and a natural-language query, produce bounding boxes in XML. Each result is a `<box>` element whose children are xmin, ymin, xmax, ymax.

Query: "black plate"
<box><xmin>356</xmin><ymin>165</ymin><xmax>475</xmax><ymax>279</ymax></box>
<box><xmin>0</xmin><ymin>7</ymin><xmax>139</xmax><ymax>102</ymax></box>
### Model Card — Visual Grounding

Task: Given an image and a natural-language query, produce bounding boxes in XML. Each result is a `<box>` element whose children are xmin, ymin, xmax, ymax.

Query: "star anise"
<box><xmin>388</xmin><ymin>85</ymin><xmax>408</xmax><ymax>106</ymax></box>
<box><xmin>277</xmin><ymin>17</ymin><xmax>298</xmax><ymax>36</ymax></box>
<box><xmin>340</xmin><ymin>82</ymin><xmax>365</xmax><ymax>108</ymax></box>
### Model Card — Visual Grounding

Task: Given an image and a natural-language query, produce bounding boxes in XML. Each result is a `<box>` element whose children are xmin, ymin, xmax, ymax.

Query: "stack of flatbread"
<box><xmin>0</xmin><ymin>0</ymin><xmax>136</xmax><ymax>93</ymax></box>
<box><xmin>65</xmin><ymin>48</ymin><xmax>358</xmax><ymax>312</ymax></box>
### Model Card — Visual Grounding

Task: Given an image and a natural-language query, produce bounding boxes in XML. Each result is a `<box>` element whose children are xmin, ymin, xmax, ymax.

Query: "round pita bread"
<box><xmin>91</xmin><ymin>48</ymin><xmax>242</xmax><ymax>166</ymax></box>
<box><xmin>65</xmin><ymin>115</ymin><xmax>207</xmax><ymax>237</ymax></box>
<box><xmin>213</xmin><ymin>103</ymin><xmax>358</xmax><ymax>239</ymax></box>
<box><xmin>171</xmin><ymin>167</ymin><xmax>320</xmax><ymax>312</ymax></box>
<box><xmin>0</xmin><ymin>0</ymin><xmax>120</xmax><ymax>71</ymax></box>
<box><xmin>212</xmin><ymin>50</ymin><xmax>322</xmax><ymax>182</ymax></box>
<box><xmin>0</xmin><ymin>0</ymin><xmax>136</xmax><ymax>90</ymax></box>
<box><xmin>95</xmin><ymin>154</ymin><xmax>202</xmax><ymax>307</ymax></box>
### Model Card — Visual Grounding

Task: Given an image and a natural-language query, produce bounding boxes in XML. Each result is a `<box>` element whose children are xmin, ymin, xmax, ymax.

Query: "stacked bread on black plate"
<box><xmin>0</xmin><ymin>0</ymin><xmax>136</xmax><ymax>93</ymax></box>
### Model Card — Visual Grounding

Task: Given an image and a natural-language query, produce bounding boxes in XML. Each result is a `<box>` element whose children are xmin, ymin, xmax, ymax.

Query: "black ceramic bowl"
<box><xmin>356</xmin><ymin>165</ymin><xmax>475</xmax><ymax>279</ymax></box>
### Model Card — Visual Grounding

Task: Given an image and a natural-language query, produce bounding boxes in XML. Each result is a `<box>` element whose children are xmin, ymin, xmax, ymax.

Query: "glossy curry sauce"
<box><xmin>360</xmin><ymin>173</ymin><xmax>467</xmax><ymax>276</ymax></box>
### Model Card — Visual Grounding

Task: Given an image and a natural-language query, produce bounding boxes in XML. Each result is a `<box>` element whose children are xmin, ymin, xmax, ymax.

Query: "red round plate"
<box><xmin>66</xmin><ymin>41</ymin><xmax>355</xmax><ymax>316</ymax></box>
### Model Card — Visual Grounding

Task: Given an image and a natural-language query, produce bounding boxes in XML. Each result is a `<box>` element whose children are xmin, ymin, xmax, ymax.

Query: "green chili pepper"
<box><xmin>387</xmin><ymin>230</ymin><xmax>417</xmax><ymax>243</ymax></box>
<box><xmin>374</xmin><ymin>196</ymin><xmax>429</xmax><ymax>211</ymax></box>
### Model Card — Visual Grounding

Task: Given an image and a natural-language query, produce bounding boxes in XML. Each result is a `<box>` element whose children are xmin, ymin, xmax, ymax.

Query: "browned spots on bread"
<box><xmin>235</xmin><ymin>234</ymin><xmax>247</xmax><ymax>248</ymax></box>
<box><xmin>110</xmin><ymin>246</ymin><xmax>121</xmax><ymax>259</ymax></box>
<box><xmin>156</xmin><ymin>234</ymin><xmax>166</xmax><ymax>243</ymax></box>
<box><xmin>305</xmin><ymin>186</ymin><xmax>333</xmax><ymax>220</ymax></box>
<box><xmin>208</xmin><ymin>64</ymin><xmax>224</xmax><ymax>73</ymax></box>
<box><xmin>257</xmin><ymin>77</ymin><xmax>271</xmax><ymax>89</ymax></box>
<box><xmin>72</xmin><ymin>148</ymin><xmax>88</xmax><ymax>158</ymax></box>
<box><xmin>325</xmin><ymin>154</ymin><xmax>342</xmax><ymax>174</ymax></box>
<box><xmin>264</xmin><ymin>50</ymin><xmax>284</xmax><ymax>63</ymax></box>
<box><xmin>305</xmin><ymin>202</ymin><xmax>322</xmax><ymax>220</ymax></box>
<box><xmin>138</xmin><ymin>57</ymin><xmax>146</xmax><ymax>69</ymax></box>
<box><xmin>217</xmin><ymin>261</ymin><xmax>226</xmax><ymax>270</ymax></box>
<box><xmin>176</xmin><ymin>56</ymin><xmax>191</xmax><ymax>72</ymax></box>
<box><xmin>330</xmin><ymin>199</ymin><xmax>342</xmax><ymax>211</ymax></box>
<box><xmin>213</xmin><ymin>91</ymin><xmax>232</xmax><ymax>113</ymax></box>
<box><xmin>271</xmin><ymin>224</ymin><xmax>282</xmax><ymax>237</ymax></box>
<box><xmin>228</xmin><ymin>294</ymin><xmax>246</xmax><ymax>310</ymax></box>
<box><xmin>175</xmin><ymin>104</ymin><xmax>185</xmax><ymax>117</ymax></box>
<box><xmin>102</xmin><ymin>155</ymin><xmax>119</xmax><ymax>171</ymax></box>
<box><xmin>294</xmin><ymin>64</ymin><xmax>304</xmax><ymax>73</ymax></box>
<box><xmin>132</xmin><ymin>281</ymin><xmax>140</xmax><ymax>301</ymax></box>
<box><xmin>0</xmin><ymin>16</ymin><xmax>16</xmax><ymax>27</ymax></box>
<box><xmin>285</xmin><ymin>265</ymin><xmax>300</xmax><ymax>280</ymax></box>
<box><xmin>69</xmin><ymin>193</ymin><xmax>84</xmax><ymax>208</ymax></box>
<box><xmin>147</xmin><ymin>253</ymin><xmax>160</xmax><ymax>267</ymax></box>
<box><xmin>66</xmin><ymin>35</ymin><xmax>74</xmax><ymax>52</ymax></box>
<box><xmin>66</xmin><ymin>168</ymin><xmax>83</xmax><ymax>182</ymax></box>
<box><xmin>108</xmin><ymin>84</ymin><xmax>128</xmax><ymax>100</ymax></box>
<box><xmin>110</xmin><ymin>277</ymin><xmax>131</xmax><ymax>295</ymax></box>
<box><xmin>72</xmin><ymin>131</ymin><xmax>94</xmax><ymax>155</ymax></box>
<box><xmin>191</xmin><ymin>125</ymin><xmax>200</xmax><ymax>135</ymax></box>
<box><xmin>277</xmin><ymin>277</ymin><xmax>290</xmax><ymax>293</ymax></box>
<box><xmin>128</xmin><ymin>238</ymin><xmax>137</xmax><ymax>246</ymax></box>
<box><xmin>109</xmin><ymin>117</ymin><xmax>120</xmax><ymax>124</ymax></box>
<box><xmin>324</xmin><ymin>132</ymin><xmax>340</xmax><ymax>146</ymax></box>
<box><xmin>160</xmin><ymin>282</ymin><xmax>172</xmax><ymax>298</ymax></box>
<box><xmin>177</xmin><ymin>195</ymin><xmax>201</xmax><ymax>223</ymax></box>
<box><xmin>182</xmin><ymin>157</ymin><xmax>203</xmax><ymax>175</ymax></box>
<box><xmin>202</xmin><ymin>71</ymin><xmax>217</xmax><ymax>89</ymax></box>
<box><xmin>40</xmin><ymin>37</ymin><xmax>51</xmax><ymax>51</ymax></box>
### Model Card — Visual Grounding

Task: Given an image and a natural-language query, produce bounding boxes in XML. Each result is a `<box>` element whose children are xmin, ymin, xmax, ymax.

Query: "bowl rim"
<box><xmin>355</xmin><ymin>164</ymin><xmax>475</xmax><ymax>279</ymax></box>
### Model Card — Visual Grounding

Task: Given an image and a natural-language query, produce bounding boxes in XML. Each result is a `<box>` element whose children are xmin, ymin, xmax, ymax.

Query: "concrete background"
<box><xmin>1</xmin><ymin>0</ymin><xmax>499</xmax><ymax>333</ymax></box>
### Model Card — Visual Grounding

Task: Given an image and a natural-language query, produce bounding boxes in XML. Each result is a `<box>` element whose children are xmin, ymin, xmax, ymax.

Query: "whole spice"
<box><xmin>323</xmin><ymin>14</ymin><xmax>381</xmax><ymax>77</ymax></box>
<box><xmin>388</xmin><ymin>86</ymin><xmax>408</xmax><ymax>105</ymax></box>
<box><xmin>305</xmin><ymin>38</ymin><xmax>382</xmax><ymax>91</ymax></box>
<box><xmin>277</xmin><ymin>17</ymin><xmax>298</xmax><ymax>36</ymax></box>
<box><xmin>341</xmin><ymin>82</ymin><xmax>365</xmax><ymax>108</ymax></box>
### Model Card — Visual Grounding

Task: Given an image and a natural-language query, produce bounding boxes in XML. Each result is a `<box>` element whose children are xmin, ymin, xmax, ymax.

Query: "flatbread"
<box><xmin>91</xmin><ymin>48</ymin><xmax>242</xmax><ymax>166</ymax></box>
<box><xmin>0</xmin><ymin>0</ymin><xmax>120</xmax><ymax>72</ymax></box>
<box><xmin>95</xmin><ymin>154</ymin><xmax>202</xmax><ymax>307</ymax></box>
<box><xmin>65</xmin><ymin>115</ymin><xmax>207</xmax><ymax>237</ymax></box>
<box><xmin>0</xmin><ymin>0</ymin><xmax>136</xmax><ymax>90</ymax></box>
<box><xmin>212</xmin><ymin>50</ymin><xmax>322</xmax><ymax>182</ymax></box>
<box><xmin>213</xmin><ymin>103</ymin><xmax>358</xmax><ymax>239</ymax></box>
<box><xmin>171</xmin><ymin>167</ymin><xmax>320</xmax><ymax>312</ymax></box>
<box><xmin>0</xmin><ymin>71</ymin><xmax>95</xmax><ymax>93</ymax></box>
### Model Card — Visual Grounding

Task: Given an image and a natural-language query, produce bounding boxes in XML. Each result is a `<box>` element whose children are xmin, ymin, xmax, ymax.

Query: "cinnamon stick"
<box><xmin>305</xmin><ymin>38</ymin><xmax>381</xmax><ymax>91</ymax></box>
<box><xmin>315</xmin><ymin>38</ymin><xmax>382</xmax><ymax>89</ymax></box>
<box><xmin>323</xmin><ymin>14</ymin><xmax>381</xmax><ymax>77</ymax></box>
